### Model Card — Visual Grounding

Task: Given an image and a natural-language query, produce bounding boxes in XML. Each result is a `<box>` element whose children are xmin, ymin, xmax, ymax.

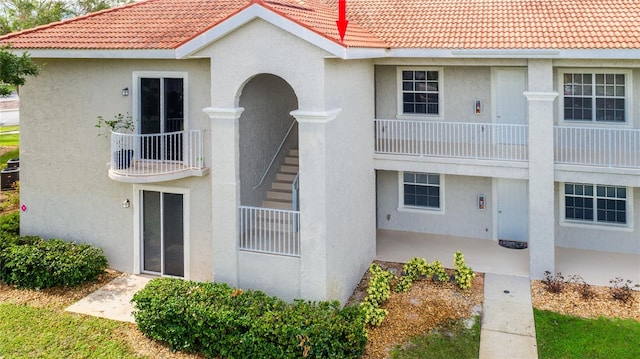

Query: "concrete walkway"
<box><xmin>479</xmin><ymin>273</ymin><xmax>538</xmax><ymax>359</ymax></box>
<box><xmin>65</xmin><ymin>274</ymin><xmax>152</xmax><ymax>323</ymax></box>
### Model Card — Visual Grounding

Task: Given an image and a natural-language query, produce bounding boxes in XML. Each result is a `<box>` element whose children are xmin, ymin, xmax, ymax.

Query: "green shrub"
<box><xmin>453</xmin><ymin>251</ymin><xmax>475</xmax><ymax>290</ymax></box>
<box><xmin>359</xmin><ymin>301</ymin><xmax>388</xmax><ymax>327</ymax></box>
<box><xmin>431</xmin><ymin>260</ymin><xmax>449</xmax><ymax>283</ymax></box>
<box><xmin>0</xmin><ymin>238</ymin><xmax>107</xmax><ymax>289</ymax></box>
<box><xmin>132</xmin><ymin>278</ymin><xmax>367</xmax><ymax>359</ymax></box>
<box><xmin>0</xmin><ymin>212</ymin><xmax>19</xmax><ymax>236</ymax></box>
<box><xmin>365</xmin><ymin>263</ymin><xmax>394</xmax><ymax>306</ymax></box>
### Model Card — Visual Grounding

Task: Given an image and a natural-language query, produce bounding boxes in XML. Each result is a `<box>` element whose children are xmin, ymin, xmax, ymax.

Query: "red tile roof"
<box><xmin>1</xmin><ymin>0</ymin><xmax>639</xmax><ymax>51</ymax></box>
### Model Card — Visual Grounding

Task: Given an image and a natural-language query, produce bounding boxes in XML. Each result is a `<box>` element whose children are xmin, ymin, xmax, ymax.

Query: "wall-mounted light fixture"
<box><xmin>122</xmin><ymin>87</ymin><xmax>129</xmax><ymax>96</ymax></box>
<box><xmin>122</xmin><ymin>199</ymin><xmax>130</xmax><ymax>208</ymax></box>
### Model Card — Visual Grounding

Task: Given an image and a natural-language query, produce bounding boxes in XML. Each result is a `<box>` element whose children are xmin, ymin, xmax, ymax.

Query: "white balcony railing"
<box><xmin>375</xmin><ymin>119</ymin><xmax>528</xmax><ymax>161</ymax></box>
<box><xmin>110</xmin><ymin>130</ymin><xmax>204</xmax><ymax>177</ymax></box>
<box><xmin>239</xmin><ymin>206</ymin><xmax>300</xmax><ymax>257</ymax></box>
<box><xmin>555</xmin><ymin>126</ymin><xmax>640</xmax><ymax>168</ymax></box>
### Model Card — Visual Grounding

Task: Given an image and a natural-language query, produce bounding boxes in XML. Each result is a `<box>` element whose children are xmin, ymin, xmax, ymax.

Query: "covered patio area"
<box><xmin>377</xmin><ymin>229</ymin><xmax>640</xmax><ymax>287</ymax></box>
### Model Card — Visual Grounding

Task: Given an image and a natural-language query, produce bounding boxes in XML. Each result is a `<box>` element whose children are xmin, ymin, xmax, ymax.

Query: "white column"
<box><xmin>525</xmin><ymin>59</ymin><xmax>558</xmax><ymax>279</ymax></box>
<box><xmin>290</xmin><ymin>109</ymin><xmax>341</xmax><ymax>301</ymax></box>
<box><xmin>203</xmin><ymin>107</ymin><xmax>244</xmax><ymax>286</ymax></box>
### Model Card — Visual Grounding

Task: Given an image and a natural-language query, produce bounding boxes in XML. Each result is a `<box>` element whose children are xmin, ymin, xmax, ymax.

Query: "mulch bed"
<box><xmin>352</xmin><ymin>261</ymin><xmax>484</xmax><ymax>359</ymax></box>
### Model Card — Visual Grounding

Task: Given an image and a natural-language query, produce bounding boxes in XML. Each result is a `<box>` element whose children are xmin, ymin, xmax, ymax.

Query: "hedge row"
<box><xmin>132</xmin><ymin>278</ymin><xmax>367</xmax><ymax>359</ymax></box>
<box><xmin>0</xmin><ymin>212</ymin><xmax>108</xmax><ymax>289</ymax></box>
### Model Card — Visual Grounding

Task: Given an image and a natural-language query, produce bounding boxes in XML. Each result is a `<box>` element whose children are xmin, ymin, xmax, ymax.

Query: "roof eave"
<box><xmin>388</xmin><ymin>48</ymin><xmax>640</xmax><ymax>59</ymax></box>
<box><xmin>6</xmin><ymin>48</ymin><xmax>177</xmax><ymax>59</ymax></box>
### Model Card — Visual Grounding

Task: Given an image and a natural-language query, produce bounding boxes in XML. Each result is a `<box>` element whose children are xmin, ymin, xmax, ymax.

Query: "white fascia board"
<box><xmin>16</xmin><ymin>49</ymin><xmax>176</xmax><ymax>59</ymax></box>
<box><xmin>178</xmin><ymin>4</ymin><xmax>350</xmax><ymax>59</ymax></box>
<box><xmin>388</xmin><ymin>48</ymin><xmax>640</xmax><ymax>59</ymax></box>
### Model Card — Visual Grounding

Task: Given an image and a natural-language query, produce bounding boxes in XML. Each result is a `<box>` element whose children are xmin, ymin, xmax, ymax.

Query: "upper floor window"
<box><xmin>564</xmin><ymin>183</ymin><xmax>628</xmax><ymax>225</ymax></box>
<box><xmin>398</xmin><ymin>67</ymin><xmax>442</xmax><ymax>118</ymax></box>
<box><xmin>560</xmin><ymin>70</ymin><xmax>631</xmax><ymax>124</ymax></box>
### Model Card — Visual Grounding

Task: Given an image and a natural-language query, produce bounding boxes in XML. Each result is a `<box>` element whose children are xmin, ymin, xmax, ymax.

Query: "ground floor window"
<box><xmin>564</xmin><ymin>183</ymin><xmax>628</xmax><ymax>225</ymax></box>
<box><xmin>401</xmin><ymin>172</ymin><xmax>441</xmax><ymax>210</ymax></box>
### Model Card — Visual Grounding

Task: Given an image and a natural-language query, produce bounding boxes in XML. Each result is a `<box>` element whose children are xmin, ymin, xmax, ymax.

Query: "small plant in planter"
<box><xmin>96</xmin><ymin>113</ymin><xmax>135</xmax><ymax>169</ymax></box>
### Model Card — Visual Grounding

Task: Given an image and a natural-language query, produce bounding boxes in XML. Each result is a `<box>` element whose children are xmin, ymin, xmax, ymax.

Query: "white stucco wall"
<box><xmin>375</xmin><ymin>65</ymin><xmax>492</xmax><ymax>123</ymax></box>
<box><xmin>320</xmin><ymin>58</ymin><xmax>377</xmax><ymax>304</ymax></box>
<box><xmin>20</xmin><ymin>58</ymin><xmax>213</xmax><ymax>280</ymax></box>
<box><xmin>196</xmin><ymin>19</ymin><xmax>336</xmax><ymax>293</ymax></box>
<box><xmin>238</xmin><ymin>252</ymin><xmax>300</xmax><ymax>301</ymax></box>
<box><xmin>377</xmin><ymin>171</ymin><xmax>494</xmax><ymax>240</ymax></box>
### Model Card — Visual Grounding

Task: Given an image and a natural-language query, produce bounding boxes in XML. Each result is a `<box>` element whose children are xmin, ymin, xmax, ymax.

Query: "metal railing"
<box><xmin>110</xmin><ymin>130</ymin><xmax>204</xmax><ymax>176</ymax></box>
<box><xmin>554</xmin><ymin>126</ymin><xmax>640</xmax><ymax>168</ymax></box>
<box><xmin>239</xmin><ymin>206</ymin><xmax>300</xmax><ymax>257</ymax></box>
<box><xmin>254</xmin><ymin>120</ymin><xmax>298</xmax><ymax>189</ymax></box>
<box><xmin>375</xmin><ymin>119</ymin><xmax>529</xmax><ymax>161</ymax></box>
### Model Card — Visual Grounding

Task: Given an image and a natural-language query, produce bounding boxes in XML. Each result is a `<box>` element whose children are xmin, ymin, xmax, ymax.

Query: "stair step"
<box><xmin>284</xmin><ymin>156</ymin><xmax>299</xmax><ymax>165</ymax></box>
<box><xmin>271</xmin><ymin>180</ymin><xmax>293</xmax><ymax>190</ymax></box>
<box><xmin>276</xmin><ymin>173</ymin><xmax>296</xmax><ymax>182</ymax></box>
<box><xmin>279</xmin><ymin>164</ymin><xmax>298</xmax><ymax>173</ymax></box>
<box><xmin>263</xmin><ymin>200</ymin><xmax>292</xmax><ymax>210</ymax></box>
<box><xmin>289</xmin><ymin>149</ymin><xmax>299</xmax><ymax>157</ymax></box>
<box><xmin>267</xmin><ymin>190</ymin><xmax>292</xmax><ymax>201</ymax></box>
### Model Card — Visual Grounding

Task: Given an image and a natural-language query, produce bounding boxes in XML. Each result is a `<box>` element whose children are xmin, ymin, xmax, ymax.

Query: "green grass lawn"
<box><xmin>535</xmin><ymin>309</ymin><xmax>640</xmax><ymax>359</ymax></box>
<box><xmin>0</xmin><ymin>148</ymin><xmax>19</xmax><ymax>169</ymax></box>
<box><xmin>0</xmin><ymin>125</ymin><xmax>19</xmax><ymax>133</ymax></box>
<box><xmin>0</xmin><ymin>303</ymin><xmax>145</xmax><ymax>358</ymax></box>
<box><xmin>0</xmin><ymin>133</ymin><xmax>19</xmax><ymax>147</ymax></box>
<box><xmin>390</xmin><ymin>317</ymin><xmax>480</xmax><ymax>359</ymax></box>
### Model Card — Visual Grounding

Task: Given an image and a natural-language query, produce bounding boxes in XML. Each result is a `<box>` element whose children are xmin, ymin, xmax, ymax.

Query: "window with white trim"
<box><xmin>561</xmin><ymin>70</ymin><xmax>630</xmax><ymax>123</ymax></box>
<box><xmin>564</xmin><ymin>183</ymin><xmax>628</xmax><ymax>225</ymax></box>
<box><xmin>402</xmin><ymin>172</ymin><xmax>441</xmax><ymax>210</ymax></box>
<box><xmin>398</xmin><ymin>68</ymin><xmax>441</xmax><ymax>117</ymax></box>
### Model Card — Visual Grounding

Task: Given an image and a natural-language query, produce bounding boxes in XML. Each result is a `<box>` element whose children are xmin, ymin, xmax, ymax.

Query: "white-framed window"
<box><xmin>563</xmin><ymin>182</ymin><xmax>630</xmax><ymax>226</ymax></box>
<box><xmin>397</xmin><ymin>67</ymin><xmax>443</xmax><ymax>119</ymax></box>
<box><xmin>558</xmin><ymin>69</ymin><xmax>632</xmax><ymax>124</ymax></box>
<box><xmin>399</xmin><ymin>172</ymin><xmax>443</xmax><ymax>212</ymax></box>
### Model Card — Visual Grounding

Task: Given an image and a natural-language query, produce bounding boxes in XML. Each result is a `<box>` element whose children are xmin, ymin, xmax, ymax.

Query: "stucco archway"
<box><xmin>237</xmin><ymin>73</ymin><xmax>299</xmax><ymax>207</ymax></box>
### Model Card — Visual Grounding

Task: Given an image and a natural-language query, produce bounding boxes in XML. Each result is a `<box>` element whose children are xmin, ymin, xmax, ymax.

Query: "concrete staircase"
<box><xmin>262</xmin><ymin>148</ymin><xmax>298</xmax><ymax>210</ymax></box>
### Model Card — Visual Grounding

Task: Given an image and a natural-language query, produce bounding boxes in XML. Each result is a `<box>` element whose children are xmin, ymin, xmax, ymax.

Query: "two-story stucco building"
<box><xmin>1</xmin><ymin>0</ymin><xmax>639</xmax><ymax>303</ymax></box>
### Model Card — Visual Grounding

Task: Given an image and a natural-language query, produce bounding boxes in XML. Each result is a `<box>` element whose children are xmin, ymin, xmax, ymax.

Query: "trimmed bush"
<box><xmin>0</xmin><ymin>211</ymin><xmax>19</xmax><ymax>236</ymax></box>
<box><xmin>132</xmin><ymin>278</ymin><xmax>367</xmax><ymax>359</ymax></box>
<box><xmin>0</xmin><ymin>238</ymin><xmax>107</xmax><ymax>289</ymax></box>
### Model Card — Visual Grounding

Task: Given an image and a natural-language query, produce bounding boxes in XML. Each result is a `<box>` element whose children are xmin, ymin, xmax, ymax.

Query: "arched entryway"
<box><xmin>236</xmin><ymin>74</ymin><xmax>302</xmax><ymax>300</ymax></box>
<box><xmin>238</xmin><ymin>73</ymin><xmax>299</xmax><ymax>208</ymax></box>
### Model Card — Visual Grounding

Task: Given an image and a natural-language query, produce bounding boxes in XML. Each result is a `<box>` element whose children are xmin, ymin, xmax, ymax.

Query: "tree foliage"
<box><xmin>0</xmin><ymin>45</ymin><xmax>39</xmax><ymax>95</ymax></box>
<box><xmin>0</xmin><ymin>0</ymin><xmax>133</xmax><ymax>35</ymax></box>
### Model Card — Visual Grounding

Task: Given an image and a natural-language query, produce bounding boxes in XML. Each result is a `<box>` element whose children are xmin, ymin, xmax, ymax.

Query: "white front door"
<box><xmin>497</xmin><ymin>178</ymin><xmax>529</xmax><ymax>242</ymax></box>
<box><xmin>494</xmin><ymin>69</ymin><xmax>527</xmax><ymax>145</ymax></box>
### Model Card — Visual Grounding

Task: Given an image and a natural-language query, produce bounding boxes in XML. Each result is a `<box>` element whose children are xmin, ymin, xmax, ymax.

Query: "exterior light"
<box><xmin>122</xmin><ymin>199</ymin><xmax>130</xmax><ymax>208</ymax></box>
<box><xmin>122</xmin><ymin>87</ymin><xmax>129</xmax><ymax>96</ymax></box>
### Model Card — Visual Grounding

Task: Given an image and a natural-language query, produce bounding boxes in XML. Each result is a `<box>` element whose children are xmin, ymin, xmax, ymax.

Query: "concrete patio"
<box><xmin>377</xmin><ymin>229</ymin><xmax>640</xmax><ymax>287</ymax></box>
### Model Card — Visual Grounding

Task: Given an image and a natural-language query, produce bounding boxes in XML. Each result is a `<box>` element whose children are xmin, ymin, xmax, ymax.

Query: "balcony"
<box><xmin>554</xmin><ymin>126</ymin><xmax>640</xmax><ymax>169</ymax></box>
<box><xmin>374</xmin><ymin>119</ymin><xmax>640</xmax><ymax>174</ymax></box>
<box><xmin>108</xmin><ymin>130</ymin><xmax>208</xmax><ymax>183</ymax></box>
<box><xmin>375</xmin><ymin>119</ymin><xmax>529</xmax><ymax>161</ymax></box>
